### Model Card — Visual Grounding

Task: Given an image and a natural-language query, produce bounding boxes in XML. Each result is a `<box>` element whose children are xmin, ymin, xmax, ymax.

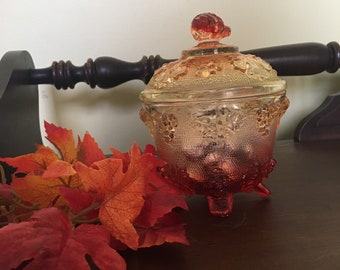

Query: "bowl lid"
<box><xmin>140</xmin><ymin>13</ymin><xmax>286</xmax><ymax>103</ymax></box>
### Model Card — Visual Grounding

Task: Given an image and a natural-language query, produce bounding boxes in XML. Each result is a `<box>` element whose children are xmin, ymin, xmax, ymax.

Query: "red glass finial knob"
<box><xmin>191</xmin><ymin>13</ymin><xmax>231</xmax><ymax>42</ymax></box>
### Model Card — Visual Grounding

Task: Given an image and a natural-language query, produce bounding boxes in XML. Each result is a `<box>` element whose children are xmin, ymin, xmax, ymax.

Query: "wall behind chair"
<box><xmin>1</xmin><ymin>0</ymin><xmax>340</xmax><ymax>153</ymax></box>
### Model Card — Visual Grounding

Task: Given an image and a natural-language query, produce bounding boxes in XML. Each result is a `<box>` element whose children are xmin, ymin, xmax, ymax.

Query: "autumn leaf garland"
<box><xmin>0</xmin><ymin>121</ymin><xmax>189</xmax><ymax>270</ymax></box>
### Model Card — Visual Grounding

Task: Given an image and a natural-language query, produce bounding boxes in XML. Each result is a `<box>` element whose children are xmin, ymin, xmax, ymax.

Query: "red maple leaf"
<box><xmin>59</xmin><ymin>187</ymin><xmax>99</xmax><ymax>221</ymax></box>
<box><xmin>77</xmin><ymin>131</ymin><xmax>106</xmax><ymax>166</ymax></box>
<box><xmin>0</xmin><ymin>207</ymin><xmax>126</xmax><ymax>270</ymax></box>
<box><xmin>136</xmin><ymin>162</ymin><xmax>189</xmax><ymax>227</ymax></box>
<box><xmin>137</xmin><ymin>212</ymin><xmax>189</xmax><ymax>248</ymax></box>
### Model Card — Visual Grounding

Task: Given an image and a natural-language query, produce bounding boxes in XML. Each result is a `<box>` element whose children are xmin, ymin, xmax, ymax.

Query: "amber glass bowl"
<box><xmin>140</xmin><ymin>13</ymin><xmax>289</xmax><ymax>216</ymax></box>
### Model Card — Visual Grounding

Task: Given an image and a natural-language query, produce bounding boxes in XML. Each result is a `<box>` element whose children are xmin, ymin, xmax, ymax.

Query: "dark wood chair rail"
<box><xmin>9</xmin><ymin>41</ymin><xmax>340</xmax><ymax>90</ymax></box>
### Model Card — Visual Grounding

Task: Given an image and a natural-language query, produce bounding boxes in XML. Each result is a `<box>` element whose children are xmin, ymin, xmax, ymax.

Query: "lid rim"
<box><xmin>182</xmin><ymin>43</ymin><xmax>239</xmax><ymax>57</ymax></box>
<box><xmin>140</xmin><ymin>85</ymin><xmax>287</xmax><ymax>103</ymax></box>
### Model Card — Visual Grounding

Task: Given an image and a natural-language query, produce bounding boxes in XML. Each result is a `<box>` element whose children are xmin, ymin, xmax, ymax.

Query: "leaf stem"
<box><xmin>71</xmin><ymin>201</ymin><xmax>100</xmax><ymax>225</ymax></box>
<box><xmin>58</xmin><ymin>177</ymin><xmax>68</xmax><ymax>187</ymax></box>
<box><xmin>0</xmin><ymin>206</ymin><xmax>15</xmax><ymax>217</ymax></box>
<box><xmin>13</xmin><ymin>212</ymin><xmax>35</xmax><ymax>223</ymax></box>
<box><xmin>75</xmin><ymin>217</ymin><xmax>100</xmax><ymax>225</ymax></box>
<box><xmin>67</xmin><ymin>176</ymin><xmax>72</xmax><ymax>186</ymax></box>
<box><xmin>12</xmin><ymin>196</ymin><xmax>40</xmax><ymax>211</ymax></box>
<box><xmin>0</xmin><ymin>165</ymin><xmax>6</xmax><ymax>184</ymax></box>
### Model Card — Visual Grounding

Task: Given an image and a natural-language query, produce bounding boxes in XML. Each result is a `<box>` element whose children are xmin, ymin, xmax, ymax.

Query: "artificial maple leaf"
<box><xmin>135</xmin><ymin>190</ymin><xmax>188</xmax><ymax>228</ymax></box>
<box><xmin>109</xmin><ymin>147</ymin><xmax>130</xmax><ymax>173</ymax></box>
<box><xmin>108</xmin><ymin>141</ymin><xmax>150</xmax><ymax>173</ymax></box>
<box><xmin>137</xmin><ymin>212</ymin><xmax>189</xmax><ymax>248</ymax></box>
<box><xmin>132</xmin><ymin>154</ymin><xmax>189</xmax><ymax>247</ymax></box>
<box><xmin>128</xmin><ymin>141</ymin><xmax>148</xmax><ymax>162</ymax></box>
<box><xmin>75</xmin><ymin>157</ymin><xmax>146</xmax><ymax>249</ymax></box>
<box><xmin>0</xmin><ymin>144</ymin><xmax>59</xmax><ymax>174</ymax></box>
<box><xmin>99</xmin><ymin>178</ymin><xmax>146</xmax><ymax>250</ymax></box>
<box><xmin>77</xmin><ymin>132</ymin><xmax>106</xmax><ymax>166</ymax></box>
<box><xmin>143</xmin><ymin>144</ymin><xmax>157</xmax><ymax>155</ymax></box>
<box><xmin>10</xmin><ymin>173</ymin><xmax>66</xmax><ymax>208</ymax></box>
<box><xmin>130</xmin><ymin>144</ymin><xmax>188</xmax><ymax>232</ymax></box>
<box><xmin>135</xmin><ymin>161</ymin><xmax>188</xmax><ymax>226</ymax></box>
<box><xmin>0</xmin><ymin>207</ymin><xmax>126</xmax><ymax>270</ymax></box>
<box><xmin>42</xmin><ymin>159</ymin><xmax>76</xmax><ymax>179</ymax></box>
<box><xmin>44</xmin><ymin>121</ymin><xmax>78</xmax><ymax>163</ymax></box>
<box><xmin>8</xmin><ymin>157</ymin><xmax>82</xmax><ymax>209</ymax></box>
<box><xmin>59</xmin><ymin>223</ymin><xmax>126</xmax><ymax>270</ymax></box>
<box><xmin>74</xmin><ymin>159</ymin><xmax>124</xmax><ymax>200</ymax></box>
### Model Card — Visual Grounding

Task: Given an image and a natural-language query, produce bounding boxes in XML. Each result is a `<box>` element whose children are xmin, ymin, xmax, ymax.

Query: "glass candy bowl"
<box><xmin>140</xmin><ymin>13</ymin><xmax>289</xmax><ymax>216</ymax></box>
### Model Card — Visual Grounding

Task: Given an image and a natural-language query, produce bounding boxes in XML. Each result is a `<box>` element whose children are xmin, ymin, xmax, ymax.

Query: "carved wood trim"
<box><xmin>294</xmin><ymin>93</ymin><xmax>340</xmax><ymax>142</ymax></box>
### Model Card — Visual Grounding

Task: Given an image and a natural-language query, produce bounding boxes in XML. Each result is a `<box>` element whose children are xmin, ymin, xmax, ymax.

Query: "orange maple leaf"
<box><xmin>11</xmin><ymin>173</ymin><xmax>66</xmax><ymax>208</ymax></box>
<box><xmin>0</xmin><ymin>145</ymin><xmax>58</xmax><ymax>174</ymax></box>
<box><xmin>42</xmin><ymin>160</ymin><xmax>76</xmax><ymax>179</ymax></box>
<box><xmin>73</xmin><ymin>162</ymin><xmax>144</xmax><ymax>249</ymax></box>
<box><xmin>74</xmin><ymin>142</ymin><xmax>165</xmax><ymax>249</ymax></box>
<box><xmin>0</xmin><ymin>122</ymin><xmax>85</xmax><ymax>209</ymax></box>
<box><xmin>44</xmin><ymin>121</ymin><xmax>78</xmax><ymax>163</ymax></box>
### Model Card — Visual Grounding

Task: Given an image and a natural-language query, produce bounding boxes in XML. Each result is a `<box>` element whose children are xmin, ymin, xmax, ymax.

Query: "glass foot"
<box><xmin>206</xmin><ymin>193</ymin><xmax>234</xmax><ymax>217</ymax></box>
<box><xmin>254</xmin><ymin>183</ymin><xmax>271</xmax><ymax>197</ymax></box>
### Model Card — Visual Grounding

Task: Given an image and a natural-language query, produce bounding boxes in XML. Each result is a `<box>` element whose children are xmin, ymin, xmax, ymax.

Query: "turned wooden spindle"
<box><xmin>243</xmin><ymin>41</ymin><xmax>340</xmax><ymax>75</ymax></box>
<box><xmin>9</xmin><ymin>41</ymin><xmax>340</xmax><ymax>90</ymax></box>
<box><xmin>10</xmin><ymin>55</ymin><xmax>174</xmax><ymax>90</ymax></box>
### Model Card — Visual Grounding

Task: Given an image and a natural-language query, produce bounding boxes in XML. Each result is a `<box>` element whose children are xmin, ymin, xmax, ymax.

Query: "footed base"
<box><xmin>206</xmin><ymin>193</ymin><xmax>233</xmax><ymax>217</ymax></box>
<box><xmin>254</xmin><ymin>183</ymin><xmax>271</xmax><ymax>197</ymax></box>
<box><xmin>206</xmin><ymin>183</ymin><xmax>271</xmax><ymax>217</ymax></box>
